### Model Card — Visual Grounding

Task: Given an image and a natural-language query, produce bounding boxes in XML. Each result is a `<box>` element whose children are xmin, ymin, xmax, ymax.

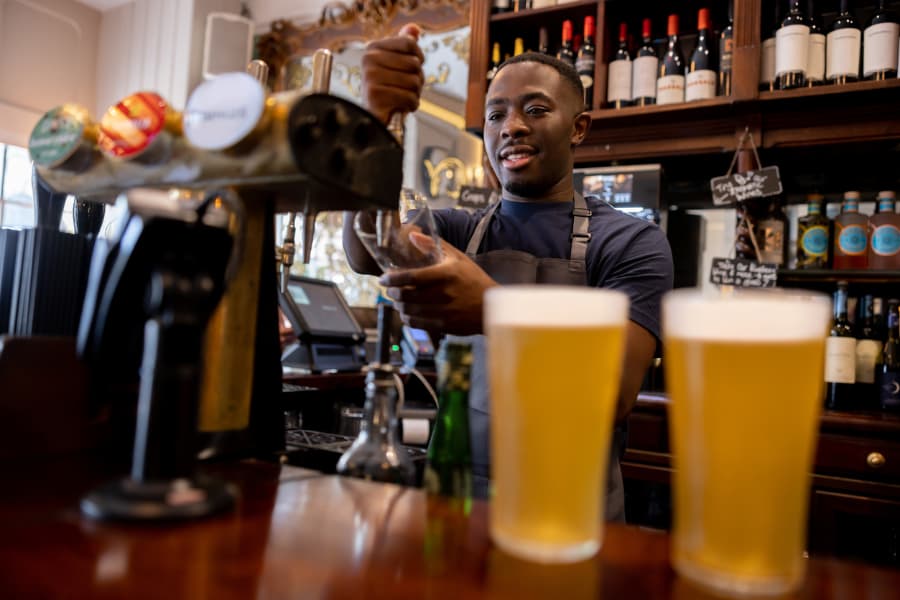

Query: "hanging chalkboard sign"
<box><xmin>458</xmin><ymin>186</ymin><xmax>496</xmax><ymax>211</ymax></box>
<box><xmin>710</xmin><ymin>166</ymin><xmax>783</xmax><ymax>206</ymax></box>
<box><xmin>710</xmin><ymin>257</ymin><xmax>778</xmax><ymax>288</ymax></box>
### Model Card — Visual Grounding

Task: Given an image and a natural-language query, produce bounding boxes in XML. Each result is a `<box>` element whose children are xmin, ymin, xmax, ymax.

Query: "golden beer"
<box><xmin>485</xmin><ymin>287</ymin><xmax>628</xmax><ymax>563</ymax></box>
<box><xmin>663</xmin><ymin>291</ymin><xmax>830</xmax><ymax>595</ymax></box>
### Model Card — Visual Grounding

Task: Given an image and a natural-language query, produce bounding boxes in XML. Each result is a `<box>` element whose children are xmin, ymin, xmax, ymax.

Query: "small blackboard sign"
<box><xmin>710</xmin><ymin>257</ymin><xmax>778</xmax><ymax>288</ymax></box>
<box><xmin>458</xmin><ymin>186</ymin><xmax>496</xmax><ymax>211</ymax></box>
<box><xmin>710</xmin><ymin>166</ymin><xmax>783</xmax><ymax>206</ymax></box>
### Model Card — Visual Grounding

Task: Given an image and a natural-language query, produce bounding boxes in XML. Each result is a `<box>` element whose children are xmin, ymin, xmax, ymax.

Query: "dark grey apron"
<box><xmin>443</xmin><ymin>193</ymin><xmax>627</xmax><ymax>522</ymax></box>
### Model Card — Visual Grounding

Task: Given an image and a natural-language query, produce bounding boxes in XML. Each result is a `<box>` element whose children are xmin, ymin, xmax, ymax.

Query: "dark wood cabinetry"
<box><xmin>624</xmin><ymin>394</ymin><xmax>900</xmax><ymax>567</ymax></box>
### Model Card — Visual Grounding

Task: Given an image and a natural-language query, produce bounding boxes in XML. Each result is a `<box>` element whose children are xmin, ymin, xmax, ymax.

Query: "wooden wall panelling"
<box><xmin>466</xmin><ymin>0</ymin><xmax>490</xmax><ymax>130</ymax></box>
<box><xmin>731</xmin><ymin>0</ymin><xmax>761</xmax><ymax>101</ymax></box>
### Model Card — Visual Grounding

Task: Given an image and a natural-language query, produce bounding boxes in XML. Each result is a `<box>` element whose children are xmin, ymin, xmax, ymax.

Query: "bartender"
<box><xmin>344</xmin><ymin>25</ymin><xmax>673</xmax><ymax>521</ymax></box>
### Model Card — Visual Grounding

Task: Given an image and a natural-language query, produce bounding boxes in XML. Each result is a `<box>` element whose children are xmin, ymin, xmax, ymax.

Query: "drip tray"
<box><xmin>283</xmin><ymin>429</ymin><xmax>427</xmax><ymax>482</ymax></box>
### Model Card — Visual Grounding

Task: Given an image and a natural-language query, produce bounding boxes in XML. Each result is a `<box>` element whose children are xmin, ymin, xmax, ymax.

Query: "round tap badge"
<box><xmin>29</xmin><ymin>105</ymin><xmax>91</xmax><ymax>168</ymax></box>
<box><xmin>183</xmin><ymin>72</ymin><xmax>266</xmax><ymax>151</ymax></box>
<box><xmin>98</xmin><ymin>92</ymin><xmax>169</xmax><ymax>159</ymax></box>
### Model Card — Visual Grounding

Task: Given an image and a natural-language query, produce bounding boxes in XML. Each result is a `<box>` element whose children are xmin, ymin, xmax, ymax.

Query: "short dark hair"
<box><xmin>491</xmin><ymin>52</ymin><xmax>586</xmax><ymax>111</ymax></box>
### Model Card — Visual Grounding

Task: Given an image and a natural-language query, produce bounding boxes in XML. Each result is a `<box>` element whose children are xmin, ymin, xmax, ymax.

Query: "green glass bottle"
<box><xmin>424</xmin><ymin>342</ymin><xmax>473</xmax><ymax>508</ymax></box>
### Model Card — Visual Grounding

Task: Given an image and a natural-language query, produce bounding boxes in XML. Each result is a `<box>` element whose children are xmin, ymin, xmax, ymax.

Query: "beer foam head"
<box><xmin>663</xmin><ymin>289</ymin><xmax>832</xmax><ymax>341</ymax></box>
<box><xmin>485</xmin><ymin>286</ymin><xmax>629</xmax><ymax>327</ymax></box>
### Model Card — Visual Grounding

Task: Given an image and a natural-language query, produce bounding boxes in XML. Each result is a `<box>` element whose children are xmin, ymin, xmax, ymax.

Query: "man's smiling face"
<box><xmin>483</xmin><ymin>61</ymin><xmax>586</xmax><ymax>201</ymax></box>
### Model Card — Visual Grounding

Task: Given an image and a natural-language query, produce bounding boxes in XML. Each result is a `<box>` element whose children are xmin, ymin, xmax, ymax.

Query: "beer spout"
<box><xmin>300</xmin><ymin>211</ymin><xmax>317</xmax><ymax>265</ymax></box>
<box><xmin>289</xmin><ymin>50</ymin><xmax>331</xmax><ymax>268</ymax></box>
<box><xmin>377</xmin><ymin>112</ymin><xmax>406</xmax><ymax>248</ymax></box>
<box><xmin>280</xmin><ymin>213</ymin><xmax>296</xmax><ymax>293</ymax></box>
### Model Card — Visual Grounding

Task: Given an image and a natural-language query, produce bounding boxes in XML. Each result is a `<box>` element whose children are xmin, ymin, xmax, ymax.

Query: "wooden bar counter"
<box><xmin>2</xmin><ymin>455</ymin><xmax>899</xmax><ymax>599</ymax></box>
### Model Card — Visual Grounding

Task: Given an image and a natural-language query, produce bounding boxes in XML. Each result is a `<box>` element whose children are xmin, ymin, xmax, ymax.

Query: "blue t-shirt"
<box><xmin>432</xmin><ymin>195</ymin><xmax>673</xmax><ymax>340</ymax></box>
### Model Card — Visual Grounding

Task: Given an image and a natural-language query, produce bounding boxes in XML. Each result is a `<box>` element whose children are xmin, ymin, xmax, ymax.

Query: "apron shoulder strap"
<box><xmin>465</xmin><ymin>199</ymin><xmax>502</xmax><ymax>256</ymax></box>
<box><xmin>570</xmin><ymin>192</ymin><xmax>591</xmax><ymax>266</ymax></box>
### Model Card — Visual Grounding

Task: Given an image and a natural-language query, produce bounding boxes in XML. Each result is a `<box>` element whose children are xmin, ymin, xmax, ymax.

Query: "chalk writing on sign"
<box><xmin>711</xmin><ymin>166</ymin><xmax>783</xmax><ymax>206</ymax></box>
<box><xmin>710</xmin><ymin>257</ymin><xmax>778</xmax><ymax>288</ymax></box>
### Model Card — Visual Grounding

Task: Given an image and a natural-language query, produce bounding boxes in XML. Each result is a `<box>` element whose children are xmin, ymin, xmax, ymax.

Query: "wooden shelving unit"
<box><xmin>466</xmin><ymin>0</ymin><xmax>900</xmax><ymax>164</ymax></box>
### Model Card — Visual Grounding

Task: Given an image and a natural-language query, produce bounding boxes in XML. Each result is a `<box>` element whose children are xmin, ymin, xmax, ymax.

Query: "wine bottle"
<box><xmin>608</xmin><ymin>22</ymin><xmax>633</xmax><ymax>108</ymax></box>
<box><xmin>825</xmin><ymin>281</ymin><xmax>857</xmax><ymax>411</ymax></box>
<box><xmin>538</xmin><ymin>26</ymin><xmax>549</xmax><ymax>54</ymax></box>
<box><xmin>657</xmin><ymin>14</ymin><xmax>685</xmax><ymax>105</ymax></box>
<box><xmin>486</xmin><ymin>42</ymin><xmax>501</xmax><ymax>82</ymax></box>
<box><xmin>760</xmin><ymin>1</ymin><xmax>782</xmax><ymax>91</ymax></box>
<box><xmin>864</xmin><ymin>0</ymin><xmax>900</xmax><ymax>80</ymax></box>
<box><xmin>491</xmin><ymin>0</ymin><xmax>511</xmax><ymax>14</ymax></box>
<box><xmin>720</xmin><ymin>2</ymin><xmax>734</xmax><ymax>96</ymax></box>
<box><xmin>856</xmin><ymin>294</ymin><xmax>884</xmax><ymax>409</ymax></box>
<box><xmin>557</xmin><ymin>20</ymin><xmax>576</xmax><ymax>67</ymax></box>
<box><xmin>807</xmin><ymin>0</ymin><xmax>826</xmax><ymax>86</ymax></box>
<box><xmin>882</xmin><ymin>300</ymin><xmax>900</xmax><ymax>411</ymax></box>
<box><xmin>577</xmin><ymin>16</ymin><xmax>597</xmax><ymax>107</ymax></box>
<box><xmin>756</xmin><ymin>199</ymin><xmax>788</xmax><ymax>265</ymax></box>
<box><xmin>776</xmin><ymin>0</ymin><xmax>810</xmax><ymax>89</ymax></box>
<box><xmin>827</xmin><ymin>0</ymin><xmax>861</xmax><ymax>84</ymax></box>
<box><xmin>686</xmin><ymin>8</ymin><xmax>717</xmax><ymax>101</ymax></box>
<box><xmin>633</xmin><ymin>18</ymin><xmax>658</xmax><ymax>106</ymax></box>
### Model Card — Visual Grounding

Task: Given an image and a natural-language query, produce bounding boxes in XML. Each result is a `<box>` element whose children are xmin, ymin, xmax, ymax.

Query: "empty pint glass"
<box><xmin>663</xmin><ymin>289</ymin><xmax>831</xmax><ymax>596</ymax></box>
<box><xmin>485</xmin><ymin>286</ymin><xmax>629</xmax><ymax>563</ymax></box>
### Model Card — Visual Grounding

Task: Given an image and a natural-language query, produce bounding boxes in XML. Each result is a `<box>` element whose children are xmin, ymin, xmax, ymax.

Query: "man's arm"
<box><xmin>617</xmin><ymin>322</ymin><xmax>657</xmax><ymax>423</ymax></box>
<box><xmin>343</xmin><ymin>24</ymin><xmax>425</xmax><ymax>275</ymax></box>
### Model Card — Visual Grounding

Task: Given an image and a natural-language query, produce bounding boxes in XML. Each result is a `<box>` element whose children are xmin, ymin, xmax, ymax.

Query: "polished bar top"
<box><xmin>1</xmin><ymin>456</ymin><xmax>898</xmax><ymax>599</ymax></box>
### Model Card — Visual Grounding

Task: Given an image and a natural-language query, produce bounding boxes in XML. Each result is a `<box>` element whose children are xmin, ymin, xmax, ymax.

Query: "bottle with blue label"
<box><xmin>867</xmin><ymin>191</ymin><xmax>900</xmax><ymax>269</ymax></box>
<box><xmin>797</xmin><ymin>194</ymin><xmax>830</xmax><ymax>269</ymax></box>
<box><xmin>833</xmin><ymin>191</ymin><xmax>869</xmax><ymax>270</ymax></box>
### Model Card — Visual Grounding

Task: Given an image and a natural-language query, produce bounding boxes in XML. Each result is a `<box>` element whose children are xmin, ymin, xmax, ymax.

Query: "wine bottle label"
<box><xmin>632</xmin><ymin>56</ymin><xmax>659</xmax><ymax>99</ymax></box>
<box><xmin>720</xmin><ymin>36</ymin><xmax>734</xmax><ymax>71</ymax></box>
<box><xmin>872</xmin><ymin>224</ymin><xmax>900</xmax><ymax>256</ymax></box>
<box><xmin>838</xmin><ymin>224</ymin><xmax>867</xmax><ymax>255</ymax></box>
<box><xmin>184</xmin><ymin>72</ymin><xmax>266</xmax><ymax>151</ymax></box>
<box><xmin>808</xmin><ymin>33</ymin><xmax>826</xmax><ymax>81</ymax></box>
<box><xmin>827</xmin><ymin>29</ymin><xmax>862</xmax><ymax>78</ymax></box>
<box><xmin>800</xmin><ymin>225</ymin><xmax>829</xmax><ymax>257</ymax></box>
<box><xmin>881</xmin><ymin>370</ymin><xmax>900</xmax><ymax>408</ymax></box>
<box><xmin>825</xmin><ymin>337</ymin><xmax>857</xmax><ymax>384</ymax></box>
<box><xmin>685</xmin><ymin>69</ymin><xmax>716</xmax><ymax>101</ymax></box>
<box><xmin>493</xmin><ymin>0</ymin><xmax>511</xmax><ymax>9</ymax></box>
<box><xmin>29</xmin><ymin>106</ymin><xmax>88</xmax><ymax>168</ymax></box>
<box><xmin>607</xmin><ymin>60</ymin><xmax>633</xmax><ymax>102</ymax></box>
<box><xmin>775</xmin><ymin>24</ymin><xmax>811</xmax><ymax>76</ymax></box>
<box><xmin>656</xmin><ymin>74</ymin><xmax>685</xmax><ymax>105</ymax></box>
<box><xmin>760</xmin><ymin>38</ymin><xmax>776</xmax><ymax>84</ymax></box>
<box><xmin>856</xmin><ymin>339</ymin><xmax>883</xmax><ymax>384</ymax></box>
<box><xmin>576</xmin><ymin>57</ymin><xmax>595</xmax><ymax>88</ymax></box>
<box><xmin>863</xmin><ymin>22</ymin><xmax>900</xmax><ymax>76</ymax></box>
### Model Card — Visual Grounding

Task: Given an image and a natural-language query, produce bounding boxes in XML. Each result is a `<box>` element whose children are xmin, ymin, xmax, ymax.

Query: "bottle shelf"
<box><xmin>588</xmin><ymin>95</ymin><xmax>735</xmax><ymax>121</ymax></box>
<box><xmin>759</xmin><ymin>78</ymin><xmax>900</xmax><ymax>103</ymax></box>
<box><xmin>777</xmin><ymin>269</ymin><xmax>900</xmax><ymax>293</ymax></box>
<box><xmin>490</xmin><ymin>0</ymin><xmax>598</xmax><ymax>23</ymax></box>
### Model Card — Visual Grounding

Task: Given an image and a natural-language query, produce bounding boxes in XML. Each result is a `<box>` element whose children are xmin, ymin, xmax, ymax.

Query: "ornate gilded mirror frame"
<box><xmin>257</xmin><ymin>0</ymin><xmax>470</xmax><ymax>91</ymax></box>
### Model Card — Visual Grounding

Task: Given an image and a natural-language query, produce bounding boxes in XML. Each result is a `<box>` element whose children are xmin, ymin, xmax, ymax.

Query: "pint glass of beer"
<box><xmin>663</xmin><ymin>289</ymin><xmax>831</xmax><ymax>595</ymax></box>
<box><xmin>485</xmin><ymin>286</ymin><xmax>629</xmax><ymax>563</ymax></box>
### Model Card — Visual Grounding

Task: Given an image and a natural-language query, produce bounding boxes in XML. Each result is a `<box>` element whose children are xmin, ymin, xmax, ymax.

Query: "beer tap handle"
<box><xmin>294</xmin><ymin>49</ymin><xmax>333</xmax><ymax>268</ymax></box>
<box><xmin>246</xmin><ymin>59</ymin><xmax>269</xmax><ymax>85</ymax></box>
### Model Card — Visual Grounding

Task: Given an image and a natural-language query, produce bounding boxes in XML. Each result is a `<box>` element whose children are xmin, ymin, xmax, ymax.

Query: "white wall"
<box><xmin>95</xmin><ymin>0</ymin><xmax>241</xmax><ymax>115</ymax></box>
<box><xmin>245</xmin><ymin>0</ymin><xmax>321</xmax><ymax>31</ymax></box>
<box><xmin>0</xmin><ymin>0</ymin><xmax>101</xmax><ymax>146</ymax></box>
